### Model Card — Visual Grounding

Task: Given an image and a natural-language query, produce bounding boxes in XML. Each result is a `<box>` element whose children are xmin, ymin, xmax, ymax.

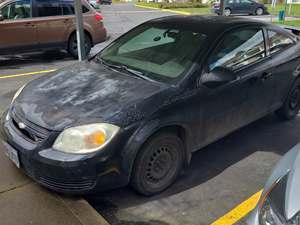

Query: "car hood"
<box><xmin>260</xmin><ymin>143</ymin><xmax>300</xmax><ymax>220</ymax></box>
<box><xmin>13</xmin><ymin>61</ymin><xmax>165</xmax><ymax>131</ymax></box>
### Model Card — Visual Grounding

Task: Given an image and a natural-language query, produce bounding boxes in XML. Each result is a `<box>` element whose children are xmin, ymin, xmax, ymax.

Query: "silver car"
<box><xmin>248</xmin><ymin>143</ymin><xmax>300</xmax><ymax>225</ymax></box>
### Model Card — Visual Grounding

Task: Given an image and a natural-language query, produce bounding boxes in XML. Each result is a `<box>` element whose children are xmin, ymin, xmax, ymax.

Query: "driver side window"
<box><xmin>1</xmin><ymin>0</ymin><xmax>31</xmax><ymax>20</ymax></box>
<box><xmin>209</xmin><ymin>28</ymin><xmax>266</xmax><ymax>71</ymax></box>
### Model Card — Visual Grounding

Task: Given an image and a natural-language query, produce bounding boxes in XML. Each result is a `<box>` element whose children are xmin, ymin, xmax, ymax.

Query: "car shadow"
<box><xmin>85</xmin><ymin>113</ymin><xmax>300</xmax><ymax>225</ymax></box>
<box><xmin>0</xmin><ymin>50</ymin><xmax>73</xmax><ymax>69</ymax></box>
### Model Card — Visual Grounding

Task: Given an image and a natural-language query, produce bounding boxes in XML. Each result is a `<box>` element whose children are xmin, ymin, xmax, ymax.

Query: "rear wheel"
<box><xmin>276</xmin><ymin>79</ymin><xmax>300</xmax><ymax>120</ymax></box>
<box><xmin>255</xmin><ymin>7</ymin><xmax>264</xmax><ymax>16</ymax></box>
<box><xmin>224</xmin><ymin>8</ymin><xmax>231</xmax><ymax>16</ymax></box>
<box><xmin>131</xmin><ymin>132</ymin><xmax>184</xmax><ymax>196</ymax></box>
<box><xmin>68</xmin><ymin>33</ymin><xmax>92</xmax><ymax>59</ymax></box>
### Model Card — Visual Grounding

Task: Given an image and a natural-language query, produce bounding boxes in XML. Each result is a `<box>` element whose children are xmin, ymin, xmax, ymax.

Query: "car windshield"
<box><xmin>97</xmin><ymin>23</ymin><xmax>207</xmax><ymax>84</ymax></box>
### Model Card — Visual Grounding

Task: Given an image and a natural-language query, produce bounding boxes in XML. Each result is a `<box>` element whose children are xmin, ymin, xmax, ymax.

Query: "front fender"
<box><xmin>120</xmin><ymin>119</ymin><xmax>193</xmax><ymax>179</ymax></box>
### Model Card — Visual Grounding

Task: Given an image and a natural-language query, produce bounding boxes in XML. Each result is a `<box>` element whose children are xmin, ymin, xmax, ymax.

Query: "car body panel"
<box><xmin>0</xmin><ymin>17</ymin><xmax>38</xmax><ymax>52</ymax></box>
<box><xmin>13</xmin><ymin>61</ymin><xmax>165</xmax><ymax>131</ymax></box>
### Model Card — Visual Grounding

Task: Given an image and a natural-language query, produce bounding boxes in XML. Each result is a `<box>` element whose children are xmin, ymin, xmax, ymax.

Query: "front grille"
<box><xmin>38</xmin><ymin>176</ymin><xmax>96</xmax><ymax>192</ymax></box>
<box><xmin>10</xmin><ymin>110</ymin><xmax>51</xmax><ymax>143</ymax></box>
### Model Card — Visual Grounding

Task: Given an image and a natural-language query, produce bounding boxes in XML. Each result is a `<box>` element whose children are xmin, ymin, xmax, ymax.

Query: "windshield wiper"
<box><xmin>95</xmin><ymin>56</ymin><xmax>122</xmax><ymax>69</ymax></box>
<box><xmin>120</xmin><ymin>66</ymin><xmax>155</xmax><ymax>82</ymax></box>
<box><xmin>96</xmin><ymin>56</ymin><xmax>156</xmax><ymax>82</ymax></box>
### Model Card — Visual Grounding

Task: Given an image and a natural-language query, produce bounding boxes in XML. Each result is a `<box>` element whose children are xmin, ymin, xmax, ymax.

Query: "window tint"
<box><xmin>36</xmin><ymin>0</ymin><xmax>61</xmax><ymax>17</ymax></box>
<box><xmin>1</xmin><ymin>0</ymin><xmax>31</xmax><ymax>20</ymax></box>
<box><xmin>100</xmin><ymin>24</ymin><xmax>207</xmax><ymax>83</ymax></box>
<box><xmin>61</xmin><ymin>1</ymin><xmax>89</xmax><ymax>15</ymax></box>
<box><xmin>209</xmin><ymin>28</ymin><xmax>266</xmax><ymax>71</ymax></box>
<box><xmin>118</xmin><ymin>27</ymin><xmax>176</xmax><ymax>54</ymax></box>
<box><xmin>268</xmin><ymin>30</ymin><xmax>294</xmax><ymax>55</ymax></box>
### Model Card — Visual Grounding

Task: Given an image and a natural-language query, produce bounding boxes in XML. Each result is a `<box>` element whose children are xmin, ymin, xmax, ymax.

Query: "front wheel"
<box><xmin>276</xmin><ymin>79</ymin><xmax>300</xmax><ymax>120</ymax></box>
<box><xmin>67</xmin><ymin>33</ymin><xmax>92</xmax><ymax>59</ymax></box>
<box><xmin>131</xmin><ymin>132</ymin><xmax>184</xmax><ymax>196</ymax></box>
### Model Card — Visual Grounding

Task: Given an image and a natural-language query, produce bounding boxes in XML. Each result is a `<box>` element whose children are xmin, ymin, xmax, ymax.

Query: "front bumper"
<box><xmin>0</xmin><ymin>110</ymin><xmax>129</xmax><ymax>194</ymax></box>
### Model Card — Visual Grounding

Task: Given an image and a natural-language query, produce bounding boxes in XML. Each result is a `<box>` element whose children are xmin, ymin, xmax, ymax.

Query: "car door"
<box><xmin>235</xmin><ymin>0</ymin><xmax>254</xmax><ymax>14</ymax></box>
<box><xmin>0</xmin><ymin>0</ymin><xmax>37</xmax><ymax>53</ymax></box>
<box><xmin>32</xmin><ymin>0</ymin><xmax>67</xmax><ymax>48</ymax></box>
<box><xmin>199</xmin><ymin>27</ymin><xmax>274</xmax><ymax>146</ymax></box>
<box><xmin>266</xmin><ymin>28</ymin><xmax>300</xmax><ymax>110</ymax></box>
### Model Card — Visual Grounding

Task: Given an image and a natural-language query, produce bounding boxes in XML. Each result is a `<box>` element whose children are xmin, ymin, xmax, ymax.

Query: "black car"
<box><xmin>1</xmin><ymin>16</ymin><xmax>300</xmax><ymax>196</ymax></box>
<box><xmin>212</xmin><ymin>0</ymin><xmax>267</xmax><ymax>16</ymax></box>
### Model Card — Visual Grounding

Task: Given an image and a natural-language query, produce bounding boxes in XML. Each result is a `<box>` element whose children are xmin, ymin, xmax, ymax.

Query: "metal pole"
<box><xmin>220</xmin><ymin>0</ymin><xmax>225</xmax><ymax>16</ymax></box>
<box><xmin>74</xmin><ymin>0</ymin><xmax>86</xmax><ymax>61</ymax></box>
<box><xmin>271</xmin><ymin>0</ymin><xmax>276</xmax><ymax>23</ymax></box>
<box><xmin>284</xmin><ymin>0</ymin><xmax>288</xmax><ymax>21</ymax></box>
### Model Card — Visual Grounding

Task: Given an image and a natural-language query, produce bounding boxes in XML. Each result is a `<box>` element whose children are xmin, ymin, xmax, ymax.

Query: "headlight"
<box><xmin>259</xmin><ymin>173</ymin><xmax>300</xmax><ymax>225</ymax></box>
<box><xmin>53</xmin><ymin>123</ymin><xmax>120</xmax><ymax>154</ymax></box>
<box><xmin>12</xmin><ymin>85</ymin><xmax>25</xmax><ymax>103</ymax></box>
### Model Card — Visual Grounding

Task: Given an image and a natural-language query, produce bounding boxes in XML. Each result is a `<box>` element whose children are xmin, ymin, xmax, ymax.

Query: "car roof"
<box><xmin>148</xmin><ymin>15</ymin><xmax>273</xmax><ymax>36</ymax></box>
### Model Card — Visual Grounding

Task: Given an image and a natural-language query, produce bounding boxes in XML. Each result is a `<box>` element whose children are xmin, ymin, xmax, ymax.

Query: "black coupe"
<box><xmin>1</xmin><ymin>16</ymin><xmax>300</xmax><ymax>196</ymax></box>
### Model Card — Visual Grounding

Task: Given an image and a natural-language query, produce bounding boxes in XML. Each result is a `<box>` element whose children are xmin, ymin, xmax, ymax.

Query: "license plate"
<box><xmin>4</xmin><ymin>143</ymin><xmax>20</xmax><ymax>168</ymax></box>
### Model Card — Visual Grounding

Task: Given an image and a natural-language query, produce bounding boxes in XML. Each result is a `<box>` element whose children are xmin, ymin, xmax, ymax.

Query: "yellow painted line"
<box><xmin>0</xmin><ymin>69</ymin><xmax>56</xmax><ymax>79</ymax></box>
<box><xmin>211</xmin><ymin>190</ymin><xmax>263</xmax><ymax>225</ymax></box>
<box><xmin>135</xmin><ymin>4</ymin><xmax>191</xmax><ymax>15</ymax></box>
<box><xmin>135</xmin><ymin>4</ymin><xmax>161</xmax><ymax>10</ymax></box>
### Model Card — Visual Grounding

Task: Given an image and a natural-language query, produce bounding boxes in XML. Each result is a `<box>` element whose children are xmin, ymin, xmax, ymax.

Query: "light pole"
<box><xmin>74</xmin><ymin>0</ymin><xmax>86</xmax><ymax>61</ymax></box>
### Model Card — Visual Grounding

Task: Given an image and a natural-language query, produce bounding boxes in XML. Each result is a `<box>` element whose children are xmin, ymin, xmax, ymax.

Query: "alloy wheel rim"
<box><xmin>224</xmin><ymin>9</ymin><xmax>231</xmax><ymax>16</ymax></box>
<box><xmin>257</xmin><ymin>8</ymin><xmax>263</xmax><ymax>15</ymax></box>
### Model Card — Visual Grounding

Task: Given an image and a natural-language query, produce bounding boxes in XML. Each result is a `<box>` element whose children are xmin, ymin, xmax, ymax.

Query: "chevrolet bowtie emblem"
<box><xmin>18</xmin><ymin>122</ymin><xmax>26</xmax><ymax>129</ymax></box>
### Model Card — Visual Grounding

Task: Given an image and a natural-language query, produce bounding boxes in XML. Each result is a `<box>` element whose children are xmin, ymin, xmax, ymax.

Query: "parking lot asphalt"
<box><xmin>1</xmin><ymin>3</ymin><xmax>300</xmax><ymax>225</ymax></box>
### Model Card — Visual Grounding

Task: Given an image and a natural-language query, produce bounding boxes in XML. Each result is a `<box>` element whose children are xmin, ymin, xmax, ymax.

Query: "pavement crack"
<box><xmin>0</xmin><ymin>181</ymin><xmax>32</xmax><ymax>194</ymax></box>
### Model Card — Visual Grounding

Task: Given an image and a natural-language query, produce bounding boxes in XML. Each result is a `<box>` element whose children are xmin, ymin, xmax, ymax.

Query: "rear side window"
<box><xmin>61</xmin><ymin>1</ymin><xmax>89</xmax><ymax>15</ymax></box>
<box><xmin>209</xmin><ymin>28</ymin><xmax>266</xmax><ymax>71</ymax></box>
<box><xmin>268</xmin><ymin>30</ymin><xmax>294</xmax><ymax>55</ymax></box>
<box><xmin>36</xmin><ymin>0</ymin><xmax>62</xmax><ymax>17</ymax></box>
<box><xmin>1</xmin><ymin>0</ymin><xmax>31</xmax><ymax>20</ymax></box>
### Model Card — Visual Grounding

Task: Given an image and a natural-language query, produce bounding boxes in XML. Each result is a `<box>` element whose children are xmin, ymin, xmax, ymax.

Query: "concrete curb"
<box><xmin>58</xmin><ymin>196</ymin><xmax>110</xmax><ymax>225</ymax></box>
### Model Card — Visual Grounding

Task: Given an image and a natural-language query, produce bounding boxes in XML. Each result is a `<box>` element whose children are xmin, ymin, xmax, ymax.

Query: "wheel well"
<box><xmin>127</xmin><ymin>124</ymin><xmax>190</xmax><ymax>181</ymax></box>
<box><xmin>154</xmin><ymin>125</ymin><xmax>186</xmax><ymax>144</ymax></box>
<box><xmin>146</xmin><ymin>125</ymin><xmax>189</xmax><ymax>165</ymax></box>
<box><xmin>68</xmin><ymin>30</ymin><xmax>93</xmax><ymax>46</ymax></box>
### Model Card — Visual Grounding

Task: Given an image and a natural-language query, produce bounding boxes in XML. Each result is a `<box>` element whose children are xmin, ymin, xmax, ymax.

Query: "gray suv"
<box><xmin>212</xmin><ymin>0</ymin><xmax>268</xmax><ymax>16</ymax></box>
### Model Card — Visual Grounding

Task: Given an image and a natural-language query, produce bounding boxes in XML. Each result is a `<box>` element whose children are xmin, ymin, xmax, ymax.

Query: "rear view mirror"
<box><xmin>200</xmin><ymin>67</ymin><xmax>237</xmax><ymax>88</ymax></box>
<box><xmin>0</xmin><ymin>14</ymin><xmax>4</xmax><ymax>21</ymax></box>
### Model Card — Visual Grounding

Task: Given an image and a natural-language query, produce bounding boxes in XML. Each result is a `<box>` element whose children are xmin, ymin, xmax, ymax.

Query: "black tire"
<box><xmin>67</xmin><ymin>33</ymin><xmax>92</xmax><ymax>59</ymax></box>
<box><xmin>131</xmin><ymin>132</ymin><xmax>184</xmax><ymax>196</ymax></box>
<box><xmin>276</xmin><ymin>78</ymin><xmax>300</xmax><ymax>120</ymax></box>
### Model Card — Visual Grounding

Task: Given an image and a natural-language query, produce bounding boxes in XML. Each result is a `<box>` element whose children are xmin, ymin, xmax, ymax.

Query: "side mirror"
<box><xmin>0</xmin><ymin>14</ymin><xmax>4</xmax><ymax>21</ymax></box>
<box><xmin>200</xmin><ymin>67</ymin><xmax>237</xmax><ymax>88</ymax></box>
